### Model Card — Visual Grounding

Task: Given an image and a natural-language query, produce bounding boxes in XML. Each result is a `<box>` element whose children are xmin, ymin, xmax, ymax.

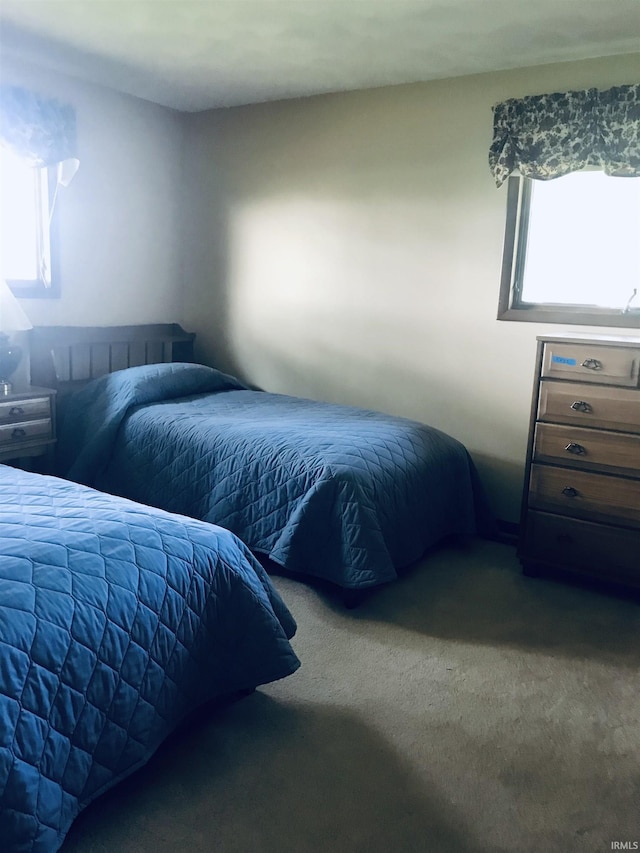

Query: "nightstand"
<box><xmin>0</xmin><ymin>386</ymin><xmax>57</xmax><ymax>470</ymax></box>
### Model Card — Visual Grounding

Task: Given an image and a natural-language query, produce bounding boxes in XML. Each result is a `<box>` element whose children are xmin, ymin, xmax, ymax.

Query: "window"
<box><xmin>490</xmin><ymin>82</ymin><xmax>640</xmax><ymax>328</ymax></box>
<box><xmin>498</xmin><ymin>171</ymin><xmax>640</xmax><ymax>329</ymax></box>
<box><xmin>0</xmin><ymin>145</ymin><xmax>58</xmax><ymax>297</ymax></box>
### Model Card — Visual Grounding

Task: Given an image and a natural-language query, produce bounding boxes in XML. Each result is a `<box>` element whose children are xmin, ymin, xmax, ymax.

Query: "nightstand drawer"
<box><xmin>0</xmin><ymin>396</ymin><xmax>51</xmax><ymax>423</ymax></box>
<box><xmin>0</xmin><ymin>418</ymin><xmax>52</xmax><ymax>447</ymax></box>
<box><xmin>525</xmin><ymin>511</ymin><xmax>640</xmax><ymax>580</ymax></box>
<box><xmin>542</xmin><ymin>342</ymin><xmax>640</xmax><ymax>386</ymax></box>
<box><xmin>538</xmin><ymin>380</ymin><xmax>640</xmax><ymax>433</ymax></box>
<box><xmin>529</xmin><ymin>464</ymin><xmax>640</xmax><ymax>528</ymax></box>
<box><xmin>533</xmin><ymin>422</ymin><xmax>640</xmax><ymax>476</ymax></box>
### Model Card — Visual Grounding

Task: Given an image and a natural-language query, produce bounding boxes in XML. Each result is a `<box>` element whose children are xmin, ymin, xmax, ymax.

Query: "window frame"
<box><xmin>2</xmin><ymin>158</ymin><xmax>60</xmax><ymax>299</ymax></box>
<box><xmin>497</xmin><ymin>174</ymin><xmax>640</xmax><ymax>330</ymax></box>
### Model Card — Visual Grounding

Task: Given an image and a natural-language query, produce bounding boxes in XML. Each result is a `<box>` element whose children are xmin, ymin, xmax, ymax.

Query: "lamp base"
<box><xmin>0</xmin><ymin>338</ymin><xmax>22</xmax><ymax>394</ymax></box>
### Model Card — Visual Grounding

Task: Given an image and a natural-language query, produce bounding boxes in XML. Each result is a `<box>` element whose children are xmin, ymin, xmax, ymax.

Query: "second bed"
<box><xmin>44</xmin><ymin>330</ymin><xmax>492</xmax><ymax>593</ymax></box>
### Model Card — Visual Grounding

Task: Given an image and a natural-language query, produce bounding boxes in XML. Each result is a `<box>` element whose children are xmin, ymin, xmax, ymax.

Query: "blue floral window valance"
<box><xmin>0</xmin><ymin>84</ymin><xmax>77</xmax><ymax>166</ymax></box>
<box><xmin>489</xmin><ymin>83</ymin><xmax>640</xmax><ymax>187</ymax></box>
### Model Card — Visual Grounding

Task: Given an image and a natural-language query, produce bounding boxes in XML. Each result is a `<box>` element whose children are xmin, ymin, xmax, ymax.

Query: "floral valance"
<box><xmin>489</xmin><ymin>83</ymin><xmax>640</xmax><ymax>187</ymax></box>
<box><xmin>0</xmin><ymin>85</ymin><xmax>77</xmax><ymax>167</ymax></box>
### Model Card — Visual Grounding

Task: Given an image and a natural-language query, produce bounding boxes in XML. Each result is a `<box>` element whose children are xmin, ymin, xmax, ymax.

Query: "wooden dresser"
<box><xmin>519</xmin><ymin>335</ymin><xmax>640</xmax><ymax>591</ymax></box>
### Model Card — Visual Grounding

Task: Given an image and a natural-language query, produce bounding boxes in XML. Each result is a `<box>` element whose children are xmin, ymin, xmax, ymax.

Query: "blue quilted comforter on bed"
<box><xmin>0</xmin><ymin>464</ymin><xmax>299</xmax><ymax>853</ymax></box>
<box><xmin>58</xmin><ymin>363</ymin><xmax>493</xmax><ymax>590</ymax></box>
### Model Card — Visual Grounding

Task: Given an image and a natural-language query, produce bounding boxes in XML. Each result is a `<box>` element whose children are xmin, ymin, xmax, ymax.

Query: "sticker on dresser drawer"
<box><xmin>533</xmin><ymin>423</ymin><xmax>640</xmax><ymax>476</ymax></box>
<box><xmin>542</xmin><ymin>342</ymin><xmax>640</xmax><ymax>386</ymax></box>
<box><xmin>538</xmin><ymin>381</ymin><xmax>640</xmax><ymax>434</ymax></box>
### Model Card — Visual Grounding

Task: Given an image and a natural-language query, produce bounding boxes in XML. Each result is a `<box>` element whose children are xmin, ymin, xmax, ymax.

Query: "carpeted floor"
<box><xmin>61</xmin><ymin>539</ymin><xmax>640</xmax><ymax>853</ymax></box>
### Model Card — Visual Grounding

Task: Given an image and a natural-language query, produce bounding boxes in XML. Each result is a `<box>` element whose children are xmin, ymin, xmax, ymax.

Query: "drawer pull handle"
<box><xmin>9</xmin><ymin>406</ymin><xmax>25</xmax><ymax>417</ymax></box>
<box><xmin>570</xmin><ymin>400</ymin><xmax>592</xmax><ymax>413</ymax></box>
<box><xmin>581</xmin><ymin>358</ymin><xmax>603</xmax><ymax>370</ymax></box>
<box><xmin>561</xmin><ymin>486</ymin><xmax>579</xmax><ymax>498</ymax></box>
<box><xmin>565</xmin><ymin>442</ymin><xmax>586</xmax><ymax>455</ymax></box>
<box><xmin>557</xmin><ymin>533</ymin><xmax>574</xmax><ymax>545</ymax></box>
<box><xmin>11</xmin><ymin>428</ymin><xmax>26</xmax><ymax>440</ymax></box>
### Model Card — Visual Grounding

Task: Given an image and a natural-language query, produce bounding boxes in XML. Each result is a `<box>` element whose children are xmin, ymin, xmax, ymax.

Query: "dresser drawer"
<box><xmin>0</xmin><ymin>396</ymin><xmax>51</xmax><ymax>423</ymax></box>
<box><xmin>529</xmin><ymin>464</ymin><xmax>640</xmax><ymax>528</ymax></box>
<box><xmin>0</xmin><ymin>418</ymin><xmax>52</xmax><ymax>447</ymax></box>
<box><xmin>538</xmin><ymin>380</ymin><xmax>640</xmax><ymax>433</ymax></box>
<box><xmin>524</xmin><ymin>511</ymin><xmax>640</xmax><ymax>581</ymax></box>
<box><xmin>542</xmin><ymin>342</ymin><xmax>640</xmax><ymax>386</ymax></box>
<box><xmin>533</xmin><ymin>422</ymin><xmax>640</xmax><ymax>476</ymax></box>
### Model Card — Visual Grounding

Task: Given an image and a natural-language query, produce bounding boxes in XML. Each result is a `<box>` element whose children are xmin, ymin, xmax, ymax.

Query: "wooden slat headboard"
<box><xmin>30</xmin><ymin>323</ymin><xmax>196</xmax><ymax>391</ymax></box>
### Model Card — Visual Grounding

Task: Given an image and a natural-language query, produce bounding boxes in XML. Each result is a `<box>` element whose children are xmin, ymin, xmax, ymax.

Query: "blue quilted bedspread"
<box><xmin>0</xmin><ymin>464</ymin><xmax>299</xmax><ymax>853</ymax></box>
<box><xmin>58</xmin><ymin>363</ymin><xmax>493</xmax><ymax>590</ymax></box>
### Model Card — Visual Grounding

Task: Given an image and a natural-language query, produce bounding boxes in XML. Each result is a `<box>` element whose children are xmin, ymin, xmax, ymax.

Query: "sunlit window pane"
<box><xmin>521</xmin><ymin>172</ymin><xmax>640</xmax><ymax>310</ymax></box>
<box><xmin>0</xmin><ymin>146</ymin><xmax>50</xmax><ymax>283</ymax></box>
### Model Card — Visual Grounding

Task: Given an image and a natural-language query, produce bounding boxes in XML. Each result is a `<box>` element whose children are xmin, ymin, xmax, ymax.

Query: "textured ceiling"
<box><xmin>1</xmin><ymin>1</ymin><xmax>639</xmax><ymax>112</ymax></box>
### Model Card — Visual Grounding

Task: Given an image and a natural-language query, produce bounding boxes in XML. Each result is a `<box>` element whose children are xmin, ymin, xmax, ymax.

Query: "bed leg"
<box><xmin>343</xmin><ymin>589</ymin><xmax>367</xmax><ymax>609</ymax></box>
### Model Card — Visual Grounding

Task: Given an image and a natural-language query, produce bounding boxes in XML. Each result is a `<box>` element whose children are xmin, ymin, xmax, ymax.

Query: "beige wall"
<box><xmin>4</xmin><ymin>51</ymin><xmax>639</xmax><ymax>521</ymax></box>
<box><xmin>183</xmin><ymin>53</ymin><xmax>640</xmax><ymax>522</ymax></box>
<box><xmin>2</xmin><ymin>57</ymin><xmax>187</xmax><ymax>329</ymax></box>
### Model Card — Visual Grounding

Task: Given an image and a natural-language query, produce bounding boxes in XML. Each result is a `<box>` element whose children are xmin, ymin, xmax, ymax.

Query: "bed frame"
<box><xmin>30</xmin><ymin>323</ymin><xmax>195</xmax><ymax>397</ymax></box>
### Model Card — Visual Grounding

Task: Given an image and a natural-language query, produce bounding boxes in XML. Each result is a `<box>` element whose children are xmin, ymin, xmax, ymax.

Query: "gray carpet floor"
<box><xmin>61</xmin><ymin>539</ymin><xmax>640</xmax><ymax>853</ymax></box>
